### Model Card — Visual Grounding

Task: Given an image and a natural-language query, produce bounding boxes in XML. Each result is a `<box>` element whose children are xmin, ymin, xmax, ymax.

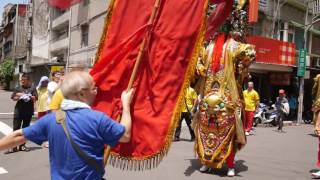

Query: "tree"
<box><xmin>0</xmin><ymin>59</ymin><xmax>15</xmax><ymax>90</ymax></box>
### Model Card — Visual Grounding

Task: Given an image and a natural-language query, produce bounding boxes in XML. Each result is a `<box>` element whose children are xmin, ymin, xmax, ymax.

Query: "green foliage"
<box><xmin>0</xmin><ymin>59</ymin><xmax>15</xmax><ymax>89</ymax></box>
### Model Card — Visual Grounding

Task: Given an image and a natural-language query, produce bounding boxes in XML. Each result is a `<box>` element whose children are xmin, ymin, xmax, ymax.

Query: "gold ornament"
<box><xmin>205</xmin><ymin>94</ymin><xmax>223</xmax><ymax>108</ymax></box>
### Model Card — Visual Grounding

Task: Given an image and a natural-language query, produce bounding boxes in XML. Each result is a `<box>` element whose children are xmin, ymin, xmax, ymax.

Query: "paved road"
<box><xmin>0</xmin><ymin>89</ymin><xmax>319</xmax><ymax>179</ymax></box>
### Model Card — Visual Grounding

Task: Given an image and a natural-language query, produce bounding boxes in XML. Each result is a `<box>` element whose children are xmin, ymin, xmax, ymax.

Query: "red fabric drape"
<box><xmin>90</xmin><ymin>0</ymin><xmax>207</xmax><ymax>161</ymax></box>
<box><xmin>205</xmin><ymin>0</ymin><xmax>233</xmax><ymax>40</ymax></box>
<box><xmin>47</xmin><ymin>0</ymin><xmax>82</xmax><ymax>9</ymax></box>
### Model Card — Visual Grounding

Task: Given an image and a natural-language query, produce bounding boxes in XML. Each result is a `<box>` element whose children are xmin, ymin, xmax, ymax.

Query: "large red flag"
<box><xmin>90</xmin><ymin>0</ymin><xmax>232</xmax><ymax>169</ymax></box>
<box><xmin>47</xmin><ymin>0</ymin><xmax>82</xmax><ymax>9</ymax></box>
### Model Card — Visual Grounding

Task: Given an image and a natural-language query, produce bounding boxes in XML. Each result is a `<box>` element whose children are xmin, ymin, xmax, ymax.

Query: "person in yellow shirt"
<box><xmin>49</xmin><ymin>89</ymin><xmax>64</xmax><ymax>112</ymax></box>
<box><xmin>37</xmin><ymin>76</ymin><xmax>49</xmax><ymax>119</ymax></box>
<box><xmin>48</xmin><ymin>70</ymin><xmax>65</xmax><ymax>112</ymax></box>
<box><xmin>174</xmin><ymin>85</ymin><xmax>197</xmax><ymax>141</ymax></box>
<box><xmin>243</xmin><ymin>82</ymin><xmax>260</xmax><ymax>136</ymax></box>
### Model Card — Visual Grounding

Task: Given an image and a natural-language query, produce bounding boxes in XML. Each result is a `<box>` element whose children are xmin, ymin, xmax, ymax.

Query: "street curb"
<box><xmin>255</xmin><ymin>121</ymin><xmax>312</xmax><ymax>127</ymax></box>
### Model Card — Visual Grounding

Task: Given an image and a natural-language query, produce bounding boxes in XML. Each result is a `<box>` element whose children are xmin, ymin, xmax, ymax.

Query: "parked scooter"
<box><xmin>253</xmin><ymin>102</ymin><xmax>278</xmax><ymax>127</ymax></box>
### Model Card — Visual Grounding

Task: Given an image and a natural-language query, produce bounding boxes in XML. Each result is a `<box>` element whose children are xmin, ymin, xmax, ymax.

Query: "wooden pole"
<box><xmin>104</xmin><ymin>0</ymin><xmax>162</xmax><ymax>166</ymax></box>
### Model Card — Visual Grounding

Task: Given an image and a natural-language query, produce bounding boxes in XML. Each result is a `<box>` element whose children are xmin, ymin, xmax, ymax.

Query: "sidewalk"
<box><xmin>0</xmin><ymin>89</ymin><xmax>15</xmax><ymax>114</ymax></box>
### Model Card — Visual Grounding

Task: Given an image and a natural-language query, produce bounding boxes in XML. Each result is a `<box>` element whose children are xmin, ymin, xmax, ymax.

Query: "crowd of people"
<box><xmin>0</xmin><ymin>70</ymin><xmax>134</xmax><ymax>179</ymax></box>
<box><xmin>0</xmin><ymin>67</ymin><xmax>308</xmax><ymax>179</ymax></box>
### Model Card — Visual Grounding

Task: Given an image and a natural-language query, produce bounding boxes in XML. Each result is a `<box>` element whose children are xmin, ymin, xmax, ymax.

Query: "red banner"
<box><xmin>47</xmin><ymin>0</ymin><xmax>82</xmax><ymax>9</ymax></box>
<box><xmin>247</xmin><ymin>36</ymin><xmax>296</xmax><ymax>66</ymax></box>
<box><xmin>90</xmin><ymin>0</ymin><xmax>208</xmax><ymax>169</ymax></box>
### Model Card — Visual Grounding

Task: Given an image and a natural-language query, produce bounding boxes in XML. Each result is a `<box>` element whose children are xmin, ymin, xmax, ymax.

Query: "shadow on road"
<box><xmin>310</xmin><ymin>169</ymin><xmax>319</xmax><ymax>173</ymax></box>
<box><xmin>28</xmin><ymin>146</ymin><xmax>43</xmax><ymax>151</ymax></box>
<box><xmin>184</xmin><ymin>159</ymin><xmax>248</xmax><ymax>177</ymax></box>
<box><xmin>308</xmin><ymin>133</ymin><xmax>318</xmax><ymax>138</ymax></box>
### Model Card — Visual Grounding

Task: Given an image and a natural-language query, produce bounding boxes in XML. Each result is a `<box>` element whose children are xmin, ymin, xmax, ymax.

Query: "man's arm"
<box><xmin>11</xmin><ymin>88</ymin><xmax>25</xmax><ymax>101</ymax></box>
<box><xmin>0</xmin><ymin>130</ymin><xmax>26</xmax><ymax>151</ymax></box>
<box><xmin>255</xmin><ymin>92</ymin><xmax>260</xmax><ymax>110</ymax></box>
<box><xmin>31</xmin><ymin>87</ymin><xmax>38</xmax><ymax>102</ymax></box>
<box><xmin>119</xmin><ymin>89</ymin><xmax>134</xmax><ymax>143</ymax></box>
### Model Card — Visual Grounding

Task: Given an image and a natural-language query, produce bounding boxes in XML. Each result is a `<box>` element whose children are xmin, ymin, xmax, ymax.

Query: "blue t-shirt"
<box><xmin>23</xmin><ymin>108</ymin><xmax>125</xmax><ymax>180</ymax></box>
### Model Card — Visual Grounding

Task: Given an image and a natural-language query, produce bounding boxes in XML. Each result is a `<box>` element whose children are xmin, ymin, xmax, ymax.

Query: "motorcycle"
<box><xmin>253</xmin><ymin>103</ymin><xmax>278</xmax><ymax>127</ymax></box>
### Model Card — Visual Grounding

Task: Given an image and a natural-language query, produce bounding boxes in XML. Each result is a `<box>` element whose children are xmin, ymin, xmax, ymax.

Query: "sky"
<box><xmin>0</xmin><ymin>0</ymin><xmax>28</xmax><ymax>22</ymax></box>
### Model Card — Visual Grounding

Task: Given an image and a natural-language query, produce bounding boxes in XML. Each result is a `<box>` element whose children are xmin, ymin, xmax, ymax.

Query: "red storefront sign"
<box><xmin>247</xmin><ymin>36</ymin><xmax>296</xmax><ymax>66</ymax></box>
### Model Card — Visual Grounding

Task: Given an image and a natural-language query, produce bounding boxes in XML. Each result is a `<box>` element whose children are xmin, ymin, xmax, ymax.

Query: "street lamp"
<box><xmin>297</xmin><ymin>0</ymin><xmax>320</xmax><ymax>124</ymax></box>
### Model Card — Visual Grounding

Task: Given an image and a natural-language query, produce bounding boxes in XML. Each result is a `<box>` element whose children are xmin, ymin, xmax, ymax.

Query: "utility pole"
<box><xmin>297</xmin><ymin>0</ymin><xmax>320</xmax><ymax>124</ymax></box>
<box><xmin>65</xmin><ymin>9</ymin><xmax>72</xmax><ymax>73</ymax></box>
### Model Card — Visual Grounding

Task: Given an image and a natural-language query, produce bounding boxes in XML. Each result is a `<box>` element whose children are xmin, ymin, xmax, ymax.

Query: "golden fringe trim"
<box><xmin>108</xmin><ymin>0</ymin><xmax>209</xmax><ymax>171</ymax></box>
<box><xmin>109</xmin><ymin>149</ymin><xmax>167</xmax><ymax>170</ymax></box>
<box><xmin>94</xmin><ymin>0</ymin><xmax>117</xmax><ymax>64</ymax></box>
<box><xmin>195</xmin><ymin>125</ymin><xmax>236</xmax><ymax>169</ymax></box>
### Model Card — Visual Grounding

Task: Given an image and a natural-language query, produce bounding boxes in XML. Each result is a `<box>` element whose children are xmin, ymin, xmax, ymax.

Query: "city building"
<box><xmin>248</xmin><ymin>0</ymin><xmax>320</xmax><ymax>113</ymax></box>
<box><xmin>0</xmin><ymin>3</ymin><xmax>29</xmax><ymax>86</ymax></box>
<box><xmin>68</xmin><ymin>0</ymin><xmax>109</xmax><ymax>70</ymax></box>
<box><xmin>28</xmin><ymin>0</ymin><xmax>109</xmax><ymax>83</ymax></box>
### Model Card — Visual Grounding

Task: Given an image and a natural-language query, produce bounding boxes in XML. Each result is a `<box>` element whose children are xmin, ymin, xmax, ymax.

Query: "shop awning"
<box><xmin>247</xmin><ymin>36</ymin><xmax>296</xmax><ymax>66</ymax></box>
<box><xmin>249</xmin><ymin>62</ymin><xmax>293</xmax><ymax>73</ymax></box>
<box><xmin>290</xmin><ymin>21</ymin><xmax>320</xmax><ymax>36</ymax></box>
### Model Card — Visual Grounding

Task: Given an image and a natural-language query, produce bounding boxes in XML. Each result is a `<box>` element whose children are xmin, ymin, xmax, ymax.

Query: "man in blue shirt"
<box><xmin>0</xmin><ymin>71</ymin><xmax>134</xmax><ymax>179</ymax></box>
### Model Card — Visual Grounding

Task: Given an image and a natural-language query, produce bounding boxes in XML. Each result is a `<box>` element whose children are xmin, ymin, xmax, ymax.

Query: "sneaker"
<box><xmin>227</xmin><ymin>168</ymin><xmax>235</xmax><ymax>177</ymax></box>
<box><xmin>249</xmin><ymin>130</ymin><xmax>255</xmax><ymax>135</ymax></box>
<box><xmin>245</xmin><ymin>132</ymin><xmax>250</xmax><ymax>136</ymax></box>
<box><xmin>173</xmin><ymin>137</ymin><xmax>180</xmax><ymax>142</ymax></box>
<box><xmin>199</xmin><ymin>165</ymin><xmax>209</xmax><ymax>172</ymax></box>
<box><xmin>312</xmin><ymin>170</ymin><xmax>320</xmax><ymax>178</ymax></box>
<box><xmin>19</xmin><ymin>145</ymin><xmax>30</xmax><ymax>152</ymax></box>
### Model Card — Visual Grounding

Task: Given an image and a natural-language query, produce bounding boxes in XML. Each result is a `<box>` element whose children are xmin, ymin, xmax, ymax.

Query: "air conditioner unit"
<box><xmin>51</xmin><ymin>56</ymin><xmax>58</xmax><ymax>63</ymax></box>
<box><xmin>21</xmin><ymin>64</ymin><xmax>31</xmax><ymax>73</ymax></box>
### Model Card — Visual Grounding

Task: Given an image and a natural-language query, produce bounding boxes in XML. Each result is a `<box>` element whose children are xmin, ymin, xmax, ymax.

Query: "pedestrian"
<box><xmin>7</xmin><ymin>73</ymin><xmax>38</xmax><ymax>153</ymax></box>
<box><xmin>275</xmin><ymin>89</ymin><xmax>289</xmax><ymax>133</ymax></box>
<box><xmin>174</xmin><ymin>85</ymin><xmax>197</xmax><ymax>141</ymax></box>
<box><xmin>288</xmin><ymin>94</ymin><xmax>297</xmax><ymax>120</ymax></box>
<box><xmin>47</xmin><ymin>71</ymin><xmax>62</xmax><ymax>108</ymax></box>
<box><xmin>36</xmin><ymin>76</ymin><xmax>49</xmax><ymax>119</ymax></box>
<box><xmin>0</xmin><ymin>71</ymin><xmax>134</xmax><ymax>179</ymax></box>
<box><xmin>48</xmin><ymin>70</ymin><xmax>64</xmax><ymax>112</ymax></box>
<box><xmin>243</xmin><ymin>82</ymin><xmax>260</xmax><ymax>136</ymax></box>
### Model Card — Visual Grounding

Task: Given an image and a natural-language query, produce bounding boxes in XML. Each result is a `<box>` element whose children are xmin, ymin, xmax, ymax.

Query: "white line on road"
<box><xmin>0</xmin><ymin>113</ymin><xmax>13</xmax><ymax>115</ymax></box>
<box><xmin>0</xmin><ymin>121</ymin><xmax>12</xmax><ymax>135</ymax></box>
<box><xmin>0</xmin><ymin>167</ymin><xmax>8</xmax><ymax>174</ymax></box>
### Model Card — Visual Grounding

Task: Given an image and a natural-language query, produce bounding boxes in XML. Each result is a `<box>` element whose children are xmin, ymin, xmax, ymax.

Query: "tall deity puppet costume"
<box><xmin>193</xmin><ymin>6</ymin><xmax>256</xmax><ymax>170</ymax></box>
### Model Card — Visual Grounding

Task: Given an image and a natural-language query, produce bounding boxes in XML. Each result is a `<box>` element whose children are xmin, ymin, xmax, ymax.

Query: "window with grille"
<box><xmin>81</xmin><ymin>24</ymin><xmax>89</xmax><ymax>47</ymax></box>
<box><xmin>83</xmin><ymin>0</ymin><xmax>90</xmax><ymax>6</ymax></box>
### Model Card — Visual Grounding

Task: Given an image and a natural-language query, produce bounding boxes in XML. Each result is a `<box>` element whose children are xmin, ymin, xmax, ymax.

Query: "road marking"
<box><xmin>0</xmin><ymin>121</ymin><xmax>12</xmax><ymax>135</ymax></box>
<box><xmin>0</xmin><ymin>112</ymin><xmax>38</xmax><ymax>115</ymax></box>
<box><xmin>0</xmin><ymin>113</ymin><xmax>13</xmax><ymax>115</ymax></box>
<box><xmin>0</xmin><ymin>167</ymin><xmax>8</xmax><ymax>174</ymax></box>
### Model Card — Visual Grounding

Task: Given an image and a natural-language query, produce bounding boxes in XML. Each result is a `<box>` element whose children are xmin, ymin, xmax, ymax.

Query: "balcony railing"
<box><xmin>50</xmin><ymin>37</ymin><xmax>68</xmax><ymax>53</ymax></box>
<box><xmin>52</xmin><ymin>11</ymin><xmax>69</xmax><ymax>30</ymax></box>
